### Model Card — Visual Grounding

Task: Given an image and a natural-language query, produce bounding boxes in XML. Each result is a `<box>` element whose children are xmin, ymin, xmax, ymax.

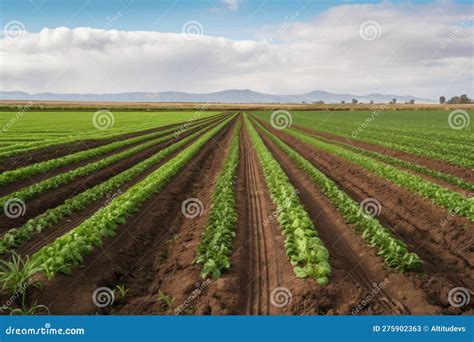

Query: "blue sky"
<box><xmin>1</xmin><ymin>0</ymin><xmax>471</xmax><ymax>39</ymax></box>
<box><xmin>1</xmin><ymin>0</ymin><xmax>472</xmax><ymax>97</ymax></box>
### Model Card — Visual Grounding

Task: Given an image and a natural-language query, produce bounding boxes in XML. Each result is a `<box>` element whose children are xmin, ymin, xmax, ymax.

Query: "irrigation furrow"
<box><xmin>241</xmin><ymin>125</ymin><xmax>276</xmax><ymax>315</ymax></box>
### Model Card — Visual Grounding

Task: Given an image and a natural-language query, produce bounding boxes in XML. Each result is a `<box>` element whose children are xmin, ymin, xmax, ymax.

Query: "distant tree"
<box><xmin>341</xmin><ymin>100</ymin><xmax>346</xmax><ymax>104</ymax></box>
<box><xmin>460</xmin><ymin>94</ymin><xmax>470</xmax><ymax>104</ymax></box>
<box><xmin>313</xmin><ymin>100</ymin><xmax>325</xmax><ymax>104</ymax></box>
<box><xmin>352</xmin><ymin>98</ymin><xmax>358</xmax><ymax>104</ymax></box>
<box><xmin>447</xmin><ymin>96</ymin><xmax>459</xmax><ymax>104</ymax></box>
<box><xmin>369</xmin><ymin>100</ymin><xmax>374</xmax><ymax>104</ymax></box>
<box><xmin>409</xmin><ymin>99</ymin><xmax>415</xmax><ymax>104</ymax></box>
<box><xmin>446</xmin><ymin>94</ymin><xmax>471</xmax><ymax>104</ymax></box>
<box><xmin>392</xmin><ymin>98</ymin><xmax>397</xmax><ymax>104</ymax></box>
<box><xmin>439</xmin><ymin>96</ymin><xmax>446</xmax><ymax>104</ymax></box>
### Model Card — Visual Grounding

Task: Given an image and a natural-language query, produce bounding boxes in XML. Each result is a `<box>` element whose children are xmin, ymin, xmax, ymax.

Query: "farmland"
<box><xmin>0</xmin><ymin>108</ymin><xmax>472</xmax><ymax>315</ymax></box>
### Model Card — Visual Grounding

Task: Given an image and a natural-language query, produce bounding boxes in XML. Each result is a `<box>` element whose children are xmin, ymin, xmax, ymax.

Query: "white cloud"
<box><xmin>0</xmin><ymin>2</ymin><xmax>472</xmax><ymax>98</ymax></box>
<box><xmin>222</xmin><ymin>0</ymin><xmax>239</xmax><ymax>11</ymax></box>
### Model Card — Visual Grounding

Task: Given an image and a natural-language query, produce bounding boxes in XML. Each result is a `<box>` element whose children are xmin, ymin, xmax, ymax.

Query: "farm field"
<box><xmin>0</xmin><ymin>109</ymin><xmax>472</xmax><ymax>315</ymax></box>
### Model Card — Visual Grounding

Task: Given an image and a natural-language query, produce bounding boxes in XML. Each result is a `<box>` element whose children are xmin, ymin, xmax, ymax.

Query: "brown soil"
<box><xmin>207</xmin><ymin>121</ymin><xmax>309</xmax><ymax>315</ymax></box>
<box><xmin>0</xmin><ymin>116</ymin><xmax>230</xmax><ymax>233</ymax></box>
<box><xmin>257</xmin><ymin>118</ymin><xmax>474</xmax><ymax>314</ymax></box>
<box><xmin>111</xmin><ymin>118</ymin><xmax>239</xmax><ymax>315</ymax></box>
<box><xmin>293</xmin><ymin>123</ymin><xmax>474</xmax><ymax>183</ymax></box>
<box><xmin>257</xmin><ymin>123</ymin><xmax>440</xmax><ymax>314</ymax></box>
<box><xmin>26</xmin><ymin>116</ymin><xmax>237</xmax><ymax>314</ymax></box>
<box><xmin>0</xmin><ymin>113</ymin><xmax>230</xmax><ymax>197</ymax></box>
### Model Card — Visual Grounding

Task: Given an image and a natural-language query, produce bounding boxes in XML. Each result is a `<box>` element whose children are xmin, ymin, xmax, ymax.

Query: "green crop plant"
<box><xmin>194</xmin><ymin>120</ymin><xmax>241</xmax><ymax>278</ymax></box>
<box><xmin>244</xmin><ymin>114</ymin><xmax>331</xmax><ymax>285</ymax></box>
<box><xmin>0</xmin><ymin>124</ymin><xmax>215</xmax><ymax>254</ymax></box>
<box><xmin>284</xmin><ymin>127</ymin><xmax>474</xmax><ymax>221</ymax></box>
<box><xmin>28</xmin><ymin>116</ymin><xmax>235</xmax><ymax>279</ymax></box>
<box><xmin>252</xmin><ymin>118</ymin><xmax>422</xmax><ymax>271</ymax></box>
<box><xmin>0</xmin><ymin>113</ymin><xmax>225</xmax><ymax>186</ymax></box>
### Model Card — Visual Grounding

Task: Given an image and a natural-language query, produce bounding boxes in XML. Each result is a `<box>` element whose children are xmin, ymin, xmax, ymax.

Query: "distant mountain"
<box><xmin>0</xmin><ymin>90</ymin><xmax>435</xmax><ymax>104</ymax></box>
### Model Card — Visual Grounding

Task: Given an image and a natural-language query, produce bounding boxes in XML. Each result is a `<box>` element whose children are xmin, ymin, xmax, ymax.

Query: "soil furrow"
<box><xmin>29</xmin><ymin>117</ymin><xmax>237</xmax><ymax>314</ymax></box>
<box><xmin>241</xmin><ymin>126</ymin><xmax>276</xmax><ymax>315</ymax></box>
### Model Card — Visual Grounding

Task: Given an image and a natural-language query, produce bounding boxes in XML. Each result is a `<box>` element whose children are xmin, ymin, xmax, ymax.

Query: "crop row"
<box><xmin>245</xmin><ymin>114</ymin><xmax>331</xmax><ymax>285</ymax></box>
<box><xmin>289</xmin><ymin>114</ymin><xmax>472</xmax><ymax>152</ymax></box>
<box><xmin>331</xmin><ymin>121</ymin><xmax>473</xmax><ymax>157</ymax></box>
<box><xmin>345</xmin><ymin>127</ymin><xmax>469</xmax><ymax>168</ymax></box>
<box><xmin>0</xmin><ymin>121</ymin><xmax>170</xmax><ymax>159</ymax></box>
<box><xmin>0</xmin><ymin>125</ymin><xmax>211</xmax><ymax>255</ymax></box>
<box><xmin>194</xmin><ymin>120</ymin><xmax>241</xmax><ymax>278</ymax></box>
<box><xmin>29</xmin><ymin>117</ymin><xmax>234</xmax><ymax>278</ymax></box>
<box><xmin>253</xmin><ymin>119</ymin><xmax>422</xmax><ymax>271</ymax></box>
<box><xmin>283</xmin><ymin>116</ymin><xmax>472</xmax><ymax>167</ymax></box>
<box><xmin>0</xmin><ymin>114</ymin><xmax>223</xmax><ymax>186</ymax></box>
<box><xmin>304</xmin><ymin>131</ymin><xmax>474</xmax><ymax>192</ymax></box>
<box><xmin>285</xmin><ymin>128</ymin><xmax>474</xmax><ymax>221</ymax></box>
<box><xmin>356</xmin><ymin>125</ymin><xmax>472</xmax><ymax>146</ymax></box>
<box><xmin>0</xmin><ymin>112</ymin><xmax>225</xmax><ymax>159</ymax></box>
<box><xmin>0</xmin><ymin>117</ymin><xmax>224</xmax><ymax>208</ymax></box>
<box><xmin>350</xmin><ymin>130</ymin><xmax>473</xmax><ymax>168</ymax></box>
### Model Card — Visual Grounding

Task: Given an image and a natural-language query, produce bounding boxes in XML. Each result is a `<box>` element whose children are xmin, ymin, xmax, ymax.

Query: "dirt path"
<box><xmin>237</xmin><ymin>125</ymin><xmax>286</xmax><ymax>314</ymax></box>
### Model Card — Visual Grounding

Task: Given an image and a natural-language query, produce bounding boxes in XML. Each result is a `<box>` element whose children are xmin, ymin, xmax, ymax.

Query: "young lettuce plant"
<box><xmin>194</xmin><ymin>121</ymin><xmax>241</xmax><ymax>278</ymax></box>
<box><xmin>252</xmin><ymin>118</ymin><xmax>422</xmax><ymax>271</ymax></box>
<box><xmin>244</xmin><ymin>114</ymin><xmax>331</xmax><ymax>285</ymax></box>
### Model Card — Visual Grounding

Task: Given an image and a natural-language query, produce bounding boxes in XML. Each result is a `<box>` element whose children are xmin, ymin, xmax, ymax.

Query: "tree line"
<box><xmin>439</xmin><ymin>94</ymin><xmax>471</xmax><ymax>104</ymax></box>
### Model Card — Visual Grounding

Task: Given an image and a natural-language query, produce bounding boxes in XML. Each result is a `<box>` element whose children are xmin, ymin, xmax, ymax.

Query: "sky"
<box><xmin>0</xmin><ymin>0</ymin><xmax>473</xmax><ymax>99</ymax></box>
